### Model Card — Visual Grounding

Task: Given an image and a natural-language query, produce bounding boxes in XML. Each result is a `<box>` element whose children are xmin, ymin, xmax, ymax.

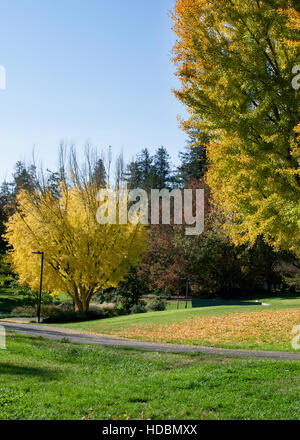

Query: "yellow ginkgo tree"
<box><xmin>172</xmin><ymin>0</ymin><xmax>300</xmax><ymax>256</ymax></box>
<box><xmin>5</xmin><ymin>183</ymin><xmax>146</xmax><ymax>311</ymax></box>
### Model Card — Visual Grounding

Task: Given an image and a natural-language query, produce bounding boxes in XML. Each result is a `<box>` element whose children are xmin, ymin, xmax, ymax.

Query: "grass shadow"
<box><xmin>0</xmin><ymin>362</ymin><xmax>60</xmax><ymax>381</ymax></box>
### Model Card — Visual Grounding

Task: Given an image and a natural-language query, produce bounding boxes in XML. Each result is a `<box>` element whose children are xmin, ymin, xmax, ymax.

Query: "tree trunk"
<box><xmin>74</xmin><ymin>301</ymin><xmax>84</xmax><ymax>312</ymax></box>
<box><xmin>74</xmin><ymin>292</ymin><xmax>90</xmax><ymax>312</ymax></box>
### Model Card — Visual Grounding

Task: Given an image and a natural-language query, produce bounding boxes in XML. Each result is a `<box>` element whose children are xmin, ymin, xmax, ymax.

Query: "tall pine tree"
<box><xmin>177</xmin><ymin>141</ymin><xmax>207</xmax><ymax>185</ymax></box>
<box><xmin>153</xmin><ymin>146</ymin><xmax>172</xmax><ymax>189</ymax></box>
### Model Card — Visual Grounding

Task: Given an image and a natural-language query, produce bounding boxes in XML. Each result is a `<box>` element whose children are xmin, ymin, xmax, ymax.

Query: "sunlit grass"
<box><xmin>0</xmin><ymin>333</ymin><xmax>299</xmax><ymax>420</ymax></box>
<box><xmin>116</xmin><ymin>309</ymin><xmax>300</xmax><ymax>352</ymax></box>
<box><xmin>57</xmin><ymin>296</ymin><xmax>300</xmax><ymax>352</ymax></box>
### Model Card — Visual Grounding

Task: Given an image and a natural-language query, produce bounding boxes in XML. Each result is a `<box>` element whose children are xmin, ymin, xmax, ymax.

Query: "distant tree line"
<box><xmin>0</xmin><ymin>141</ymin><xmax>298</xmax><ymax>301</ymax></box>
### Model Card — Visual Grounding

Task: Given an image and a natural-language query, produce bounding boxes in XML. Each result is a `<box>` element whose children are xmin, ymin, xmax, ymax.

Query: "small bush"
<box><xmin>147</xmin><ymin>298</ymin><xmax>166</xmax><ymax>312</ymax></box>
<box><xmin>98</xmin><ymin>302</ymin><xmax>116</xmax><ymax>316</ymax></box>
<box><xmin>95</xmin><ymin>289</ymin><xmax>115</xmax><ymax>304</ymax></box>
<box><xmin>85</xmin><ymin>306</ymin><xmax>107</xmax><ymax>321</ymax></box>
<box><xmin>43</xmin><ymin>304</ymin><xmax>107</xmax><ymax>323</ymax></box>
<box><xmin>130</xmin><ymin>301</ymin><xmax>147</xmax><ymax>314</ymax></box>
<box><xmin>41</xmin><ymin>305</ymin><xmax>73</xmax><ymax>323</ymax></box>
<box><xmin>114</xmin><ymin>302</ymin><xmax>129</xmax><ymax>316</ymax></box>
<box><xmin>113</xmin><ymin>267</ymin><xmax>147</xmax><ymax>313</ymax></box>
<box><xmin>10</xmin><ymin>306</ymin><xmax>36</xmax><ymax>317</ymax></box>
<box><xmin>10</xmin><ymin>304</ymin><xmax>109</xmax><ymax>322</ymax></box>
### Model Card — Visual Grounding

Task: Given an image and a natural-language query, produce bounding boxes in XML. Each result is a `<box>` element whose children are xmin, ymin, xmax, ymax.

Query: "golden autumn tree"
<box><xmin>5</xmin><ymin>183</ymin><xmax>146</xmax><ymax>311</ymax></box>
<box><xmin>172</xmin><ymin>0</ymin><xmax>300</xmax><ymax>256</ymax></box>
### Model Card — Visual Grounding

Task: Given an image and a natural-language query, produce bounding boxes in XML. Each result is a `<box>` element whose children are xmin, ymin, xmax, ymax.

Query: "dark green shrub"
<box><xmin>85</xmin><ymin>306</ymin><xmax>107</xmax><ymax>321</ymax></box>
<box><xmin>113</xmin><ymin>267</ymin><xmax>147</xmax><ymax>313</ymax></box>
<box><xmin>130</xmin><ymin>301</ymin><xmax>147</xmax><ymax>314</ymax></box>
<box><xmin>95</xmin><ymin>288</ymin><xmax>115</xmax><ymax>304</ymax></box>
<box><xmin>114</xmin><ymin>301</ymin><xmax>129</xmax><ymax>316</ymax></box>
<box><xmin>147</xmin><ymin>298</ymin><xmax>166</xmax><ymax>312</ymax></box>
<box><xmin>43</xmin><ymin>304</ymin><xmax>107</xmax><ymax>323</ymax></box>
<box><xmin>40</xmin><ymin>305</ymin><xmax>71</xmax><ymax>323</ymax></box>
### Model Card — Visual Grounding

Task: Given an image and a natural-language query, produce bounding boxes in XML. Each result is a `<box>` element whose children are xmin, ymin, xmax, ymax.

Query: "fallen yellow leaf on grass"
<box><xmin>111</xmin><ymin>309</ymin><xmax>300</xmax><ymax>348</ymax></box>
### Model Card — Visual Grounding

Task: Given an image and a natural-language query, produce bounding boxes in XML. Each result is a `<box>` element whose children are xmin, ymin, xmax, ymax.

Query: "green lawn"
<box><xmin>2</xmin><ymin>287</ymin><xmax>299</xmax><ymax>352</ymax></box>
<box><xmin>63</xmin><ymin>295</ymin><xmax>300</xmax><ymax>330</ymax></box>
<box><xmin>55</xmin><ymin>296</ymin><xmax>300</xmax><ymax>352</ymax></box>
<box><xmin>0</xmin><ymin>333</ymin><xmax>299</xmax><ymax>420</ymax></box>
<box><xmin>165</xmin><ymin>299</ymin><xmax>193</xmax><ymax>310</ymax></box>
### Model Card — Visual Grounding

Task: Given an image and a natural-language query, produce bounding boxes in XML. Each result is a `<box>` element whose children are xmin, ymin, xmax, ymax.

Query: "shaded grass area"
<box><xmin>0</xmin><ymin>333</ymin><xmax>299</xmax><ymax>420</ymax></box>
<box><xmin>0</xmin><ymin>287</ymin><xmax>34</xmax><ymax>317</ymax></box>
<box><xmin>56</xmin><ymin>296</ymin><xmax>300</xmax><ymax>352</ymax></box>
<box><xmin>0</xmin><ymin>287</ymin><xmax>71</xmax><ymax>319</ymax></box>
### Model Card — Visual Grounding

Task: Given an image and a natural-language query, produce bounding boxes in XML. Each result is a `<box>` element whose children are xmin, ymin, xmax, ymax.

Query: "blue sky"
<box><xmin>0</xmin><ymin>0</ymin><xmax>188</xmax><ymax>182</ymax></box>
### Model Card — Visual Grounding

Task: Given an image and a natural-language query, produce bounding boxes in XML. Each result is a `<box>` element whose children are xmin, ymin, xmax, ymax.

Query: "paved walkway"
<box><xmin>1</xmin><ymin>321</ymin><xmax>300</xmax><ymax>360</ymax></box>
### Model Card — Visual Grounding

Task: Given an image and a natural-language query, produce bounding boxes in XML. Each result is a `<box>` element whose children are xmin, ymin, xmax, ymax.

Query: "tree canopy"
<box><xmin>5</xmin><ymin>183</ymin><xmax>146</xmax><ymax>311</ymax></box>
<box><xmin>172</xmin><ymin>0</ymin><xmax>300</xmax><ymax>256</ymax></box>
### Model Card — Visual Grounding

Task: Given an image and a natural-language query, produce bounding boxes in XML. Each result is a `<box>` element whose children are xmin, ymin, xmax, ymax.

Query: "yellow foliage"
<box><xmin>4</xmin><ymin>184</ymin><xmax>146</xmax><ymax>311</ymax></box>
<box><xmin>172</xmin><ymin>0</ymin><xmax>300</xmax><ymax>256</ymax></box>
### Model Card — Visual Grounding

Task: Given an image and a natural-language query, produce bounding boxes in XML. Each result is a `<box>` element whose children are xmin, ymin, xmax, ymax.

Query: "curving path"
<box><xmin>1</xmin><ymin>321</ymin><xmax>300</xmax><ymax>361</ymax></box>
